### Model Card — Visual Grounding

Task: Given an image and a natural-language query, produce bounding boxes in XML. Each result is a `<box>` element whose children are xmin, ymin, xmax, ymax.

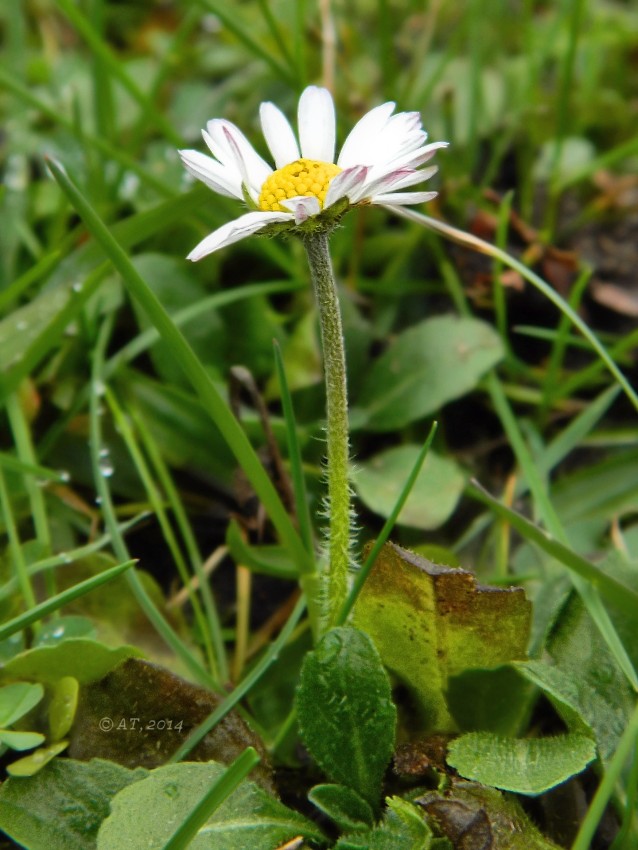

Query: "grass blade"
<box><xmin>161</xmin><ymin>748</ymin><xmax>261</xmax><ymax>850</ymax></box>
<box><xmin>468</xmin><ymin>480</ymin><xmax>638</xmax><ymax>623</ymax></box>
<box><xmin>0</xmin><ymin>559</ymin><xmax>135</xmax><ymax>641</ymax></box>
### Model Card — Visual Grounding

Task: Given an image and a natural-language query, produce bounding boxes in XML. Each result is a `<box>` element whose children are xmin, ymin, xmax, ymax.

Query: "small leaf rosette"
<box><xmin>179</xmin><ymin>85</ymin><xmax>447</xmax><ymax>258</ymax></box>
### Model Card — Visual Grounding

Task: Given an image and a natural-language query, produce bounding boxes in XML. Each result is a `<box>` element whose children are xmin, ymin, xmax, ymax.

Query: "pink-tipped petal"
<box><xmin>206</xmin><ymin>119</ymin><xmax>272</xmax><ymax>195</ymax></box>
<box><xmin>280</xmin><ymin>195</ymin><xmax>321</xmax><ymax>224</ymax></box>
<box><xmin>324</xmin><ymin>165</ymin><xmax>369</xmax><ymax>207</ymax></box>
<box><xmin>186</xmin><ymin>211</ymin><xmax>292</xmax><ymax>261</ymax></box>
<box><xmin>178</xmin><ymin>149</ymin><xmax>243</xmax><ymax>199</ymax></box>
<box><xmin>323</xmin><ymin>165</ymin><xmax>368</xmax><ymax>209</ymax></box>
<box><xmin>298</xmin><ymin>86</ymin><xmax>336</xmax><ymax>162</ymax></box>
<box><xmin>384</xmin><ymin>166</ymin><xmax>438</xmax><ymax>192</ymax></box>
<box><xmin>373</xmin><ymin>190</ymin><xmax>438</xmax><ymax>206</ymax></box>
<box><xmin>260</xmin><ymin>101</ymin><xmax>300</xmax><ymax>168</ymax></box>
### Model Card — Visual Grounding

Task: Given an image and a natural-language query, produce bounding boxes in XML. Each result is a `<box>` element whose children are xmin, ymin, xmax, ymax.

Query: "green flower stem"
<box><xmin>303</xmin><ymin>232</ymin><xmax>351</xmax><ymax>629</ymax></box>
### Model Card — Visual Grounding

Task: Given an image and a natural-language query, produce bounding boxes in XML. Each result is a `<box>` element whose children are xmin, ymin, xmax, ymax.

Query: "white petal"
<box><xmin>260</xmin><ymin>102</ymin><xmax>300</xmax><ymax>168</ymax></box>
<box><xmin>298</xmin><ymin>86</ymin><xmax>336</xmax><ymax>162</ymax></box>
<box><xmin>280</xmin><ymin>195</ymin><xmax>321</xmax><ymax>223</ymax></box>
<box><xmin>186</xmin><ymin>211</ymin><xmax>292</xmax><ymax>261</ymax></box>
<box><xmin>378</xmin><ymin>141</ymin><xmax>449</xmax><ymax>175</ymax></box>
<box><xmin>383</xmin><ymin>166</ymin><xmax>438</xmax><ymax>192</ymax></box>
<box><xmin>337</xmin><ymin>101</ymin><xmax>396</xmax><ymax>168</ymax></box>
<box><xmin>352</xmin><ymin>168</ymin><xmax>414</xmax><ymax>202</ymax></box>
<box><xmin>372</xmin><ymin>191</ymin><xmax>438</xmax><ymax>206</ymax></box>
<box><xmin>206</xmin><ymin>119</ymin><xmax>272</xmax><ymax>194</ymax></box>
<box><xmin>324</xmin><ymin>165</ymin><xmax>369</xmax><ymax>207</ymax></box>
<box><xmin>178</xmin><ymin>149</ymin><xmax>242</xmax><ymax>199</ymax></box>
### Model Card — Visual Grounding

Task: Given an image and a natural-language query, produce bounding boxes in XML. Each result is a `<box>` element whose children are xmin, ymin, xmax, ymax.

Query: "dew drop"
<box><xmin>98</xmin><ymin>448</ymin><xmax>114</xmax><ymax>478</ymax></box>
<box><xmin>51</xmin><ymin>626</ymin><xmax>65</xmax><ymax>639</ymax></box>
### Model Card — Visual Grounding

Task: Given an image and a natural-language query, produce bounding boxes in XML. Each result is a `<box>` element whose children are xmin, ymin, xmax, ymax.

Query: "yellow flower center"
<box><xmin>258</xmin><ymin>158</ymin><xmax>342</xmax><ymax>212</ymax></box>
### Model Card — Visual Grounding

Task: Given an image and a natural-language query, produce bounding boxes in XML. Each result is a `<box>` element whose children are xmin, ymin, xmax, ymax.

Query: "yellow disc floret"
<box><xmin>258</xmin><ymin>158</ymin><xmax>342</xmax><ymax>212</ymax></box>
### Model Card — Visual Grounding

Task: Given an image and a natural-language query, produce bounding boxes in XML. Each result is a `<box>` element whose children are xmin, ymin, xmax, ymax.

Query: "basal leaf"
<box><xmin>296</xmin><ymin>627</ymin><xmax>396</xmax><ymax>807</ymax></box>
<box><xmin>0</xmin><ymin>758</ymin><xmax>146</xmax><ymax>850</ymax></box>
<box><xmin>352</xmin><ymin>543</ymin><xmax>531</xmax><ymax>731</ymax></box>
<box><xmin>308</xmin><ymin>784</ymin><xmax>374</xmax><ymax>832</ymax></box>
<box><xmin>353</xmin><ymin>315</ymin><xmax>503</xmax><ymax>431</ymax></box>
<box><xmin>335</xmin><ymin>797</ymin><xmax>433</xmax><ymax>850</ymax></box>
<box><xmin>354</xmin><ymin>445</ymin><xmax>465</xmax><ymax>530</ymax></box>
<box><xmin>446</xmin><ymin>732</ymin><xmax>596</xmax><ymax>795</ymax></box>
<box><xmin>96</xmin><ymin>762</ymin><xmax>325</xmax><ymax>850</ymax></box>
<box><xmin>0</xmin><ymin>639</ymin><xmax>143</xmax><ymax>686</ymax></box>
<box><xmin>517</xmin><ymin>594</ymin><xmax>636</xmax><ymax>764</ymax></box>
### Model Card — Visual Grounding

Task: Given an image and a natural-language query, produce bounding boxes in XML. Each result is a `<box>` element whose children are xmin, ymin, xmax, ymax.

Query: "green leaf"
<box><xmin>0</xmin><ymin>758</ymin><xmax>146</xmax><ymax>850</ymax></box>
<box><xmin>295</xmin><ymin>627</ymin><xmax>396</xmax><ymax>807</ymax></box>
<box><xmin>0</xmin><ymin>559</ymin><xmax>136</xmax><ymax>641</ymax></box>
<box><xmin>96</xmin><ymin>762</ymin><xmax>325</xmax><ymax>850</ymax></box>
<box><xmin>129</xmin><ymin>253</ymin><xmax>226</xmax><ymax>387</ymax></box>
<box><xmin>446</xmin><ymin>732</ymin><xmax>596</xmax><ymax>795</ymax></box>
<box><xmin>0</xmin><ymin>729</ymin><xmax>45</xmax><ymax>751</ymax></box>
<box><xmin>226</xmin><ymin>518</ymin><xmax>298</xmax><ymax>579</ymax></box>
<box><xmin>0</xmin><ymin>682</ymin><xmax>44</xmax><ymax>727</ymax></box>
<box><xmin>517</xmin><ymin>594</ymin><xmax>636</xmax><ymax>764</ymax></box>
<box><xmin>308</xmin><ymin>784</ymin><xmax>374</xmax><ymax>832</ymax></box>
<box><xmin>353</xmin><ymin>316</ymin><xmax>503</xmax><ymax>431</ymax></box>
<box><xmin>0</xmin><ymin>639</ymin><xmax>143</xmax><ymax>685</ymax></box>
<box><xmin>447</xmin><ymin>666</ymin><xmax>536</xmax><ymax>736</ymax></box>
<box><xmin>336</xmin><ymin>797</ymin><xmax>433</xmax><ymax>850</ymax></box>
<box><xmin>354</xmin><ymin>446</ymin><xmax>465</xmax><ymax>530</ymax></box>
<box><xmin>7</xmin><ymin>740</ymin><xmax>70</xmax><ymax>777</ymax></box>
<box><xmin>352</xmin><ymin>543</ymin><xmax>531</xmax><ymax>731</ymax></box>
<box><xmin>49</xmin><ymin>676</ymin><xmax>80</xmax><ymax>742</ymax></box>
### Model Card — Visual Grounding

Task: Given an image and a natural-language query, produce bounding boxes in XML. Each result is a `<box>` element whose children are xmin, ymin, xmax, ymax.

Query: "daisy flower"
<box><xmin>179</xmin><ymin>85</ymin><xmax>447</xmax><ymax>260</ymax></box>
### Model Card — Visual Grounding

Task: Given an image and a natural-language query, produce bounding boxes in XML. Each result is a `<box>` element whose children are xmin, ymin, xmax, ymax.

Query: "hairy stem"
<box><xmin>303</xmin><ymin>231</ymin><xmax>351</xmax><ymax>629</ymax></box>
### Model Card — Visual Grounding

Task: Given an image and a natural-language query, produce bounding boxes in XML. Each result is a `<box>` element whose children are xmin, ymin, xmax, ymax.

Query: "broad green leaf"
<box><xmin>0</xmin><ymin>758</ymin><xmax>146</xmax><ymax>850</ymax></box>
<box><xmin>517</xmin><ymin>594</ymin><xmax>636</xmax><ymax>764</ymax></box>
<box><xmin>0</xmin><ymin>729</ymin><xmax>45</xmax><ymax>750</ymax></box>
<box><xmin>96</xmin><ymin>762</ymin><xmax>325</xmax><ymax>850</ymax></box>
<box><xmin>0</xmin><ymin>682</ymin><xmax>44</xmax><ymax>727</ymax></box>
<box><xmin>296</xmin><ymin>627</ymin><xmax>396</xmax><ymax>807</ymax></box>
<box><xmin>417</xmin><ymin>781</ymin><xmax>560</xmax><ymax>849</ymax></box>
<box><xmin>34</xmin><ymin>617</ymin><xmax>98</xmax><ymax>645</ymax></box>
<box><xmin>7</xmin><ymin>740</ymin><xmax>70</xmax><ymax>777</ymax></box>
<box><xmin>335</xmin><ymin>797</ymin><xmax>432</xmax><ymax>850</ymax></box>
<box><xmin>446</xmin><ymin>732</ymin><xmax>596</xmax><ymax>795</ymax></box>
<box><xmin>354</xmin><ymin>446</ymin><xmax>465</xmax><ymax>530</ymax></box>
<box><xmin>353</xmin><ymin>316</ymin><xmax>503</xmax><ymax>431</ymax></box>
<box><xmin>308</xmin><ymin>784</ymin><xmax>374</xmax><ymax>832</ymax></box>
<box><xmin>447</xmin><ymin>666</ymin><xmax>536</xmax><ymax>736</ymax></box>
<box><xmin>353</xmin><ymin>543</ymin><xmax>531</xmax><ymax>731</ymax></box>
<box><xmin>0</xmin><ymin>639</ymin><xmax>143</xmax><ymax>686</ymax></box>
